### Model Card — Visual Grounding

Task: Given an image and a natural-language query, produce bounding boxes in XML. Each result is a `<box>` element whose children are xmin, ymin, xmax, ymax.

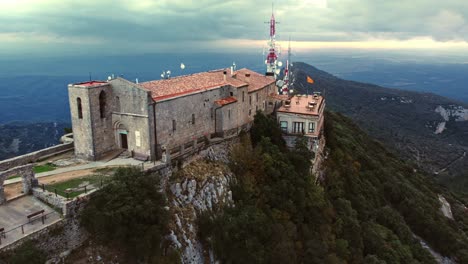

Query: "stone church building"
<box><xmin>68</xmin><ymin>68</ymin><xmax>277</xmax><ymax>161</ymax></box>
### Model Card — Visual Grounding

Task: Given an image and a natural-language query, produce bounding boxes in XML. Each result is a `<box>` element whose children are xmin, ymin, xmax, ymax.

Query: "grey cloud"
<box><xmin>1</xmin><ymin>0</ymin><xmax>468</xmax><ymax>55</ymax></box>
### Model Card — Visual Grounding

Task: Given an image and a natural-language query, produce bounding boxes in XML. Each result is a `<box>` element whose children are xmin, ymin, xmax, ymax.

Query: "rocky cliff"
<box><xmin>166</xmin><ymin>142</ymin><xmax>235</xmax><ymax>264</ymax></box>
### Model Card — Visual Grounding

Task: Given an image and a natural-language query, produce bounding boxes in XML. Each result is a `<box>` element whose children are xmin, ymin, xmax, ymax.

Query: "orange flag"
<box><xmin>307</xmin><ymin>76</ymin><xmax>314</xmax><ymax>84</ymax></box>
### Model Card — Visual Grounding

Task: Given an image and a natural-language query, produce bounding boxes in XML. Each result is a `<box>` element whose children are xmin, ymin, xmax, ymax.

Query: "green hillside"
<box><xmin>200</xmin><ymin>111</ymin><xmax>468</xmax><ymax>263</ymax></box>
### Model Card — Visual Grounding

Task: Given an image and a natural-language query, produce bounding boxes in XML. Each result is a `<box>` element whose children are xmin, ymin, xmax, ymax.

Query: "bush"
<box><xmin>81</xmin><ymin>167</ymin><xmax>170</xmax><ymax>262</ymax></box>
<box><xmin>6</xmin><ymin>241</ymin><xmax>46</xmax><ymax>264</ymax></box>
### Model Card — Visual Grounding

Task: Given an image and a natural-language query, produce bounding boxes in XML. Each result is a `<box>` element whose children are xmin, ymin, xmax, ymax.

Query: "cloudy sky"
<box><xmin>1</xmin><ymin>0</ymin><xmax>468</xmax><ymax>57</ymax></box>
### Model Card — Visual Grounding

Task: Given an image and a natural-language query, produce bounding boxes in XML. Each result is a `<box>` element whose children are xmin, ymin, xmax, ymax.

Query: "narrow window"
<box><xmin>242</xmin><ymin>91</ymin><xmax>245</xmax><ymax>102</ymax></box>
<box><xmin>256</xmin><ymin>93</ymin><xmax>259</xmax><ymax>102</ymax></box>
<box><xmin>280</xmin><ymin>121</ymin><xmax>288</xmax><ymax>132</ymax></box>
<box><xmin>228</xmin><ymin>109</ymin><xmax>231</xmax><ymax>119</ymax></box>
<box><xmin>230</xmin><ymin>92</ymin><xmax>233</xmax><ymax>96</ymax></box>
<box><xmin>99</xmin><ymin>91</ymin><xmax>106</xmax><ymax>118</ymax></box>
<box><xmin>115</xmin><ymin>96</ymin><xmax>120</xmax><ymax>112</ymax></box>
<box><xmin>249</xmin><ymin>109</ymin><xmax>252</xmax><ymax>116</ymax></box>
<box><xmin>77</xmin><ymin>97</ymin><xmax>83</xmax><ymax>119</ymax></box>
<box><xmin>249</xmin><ymin>95</ymin><xmax>252</xmax><ymax>105</ymax></box>
<box><xmin>172</xmin><ymin>120</ymin><xmax>176</xmax><ymax>131</ymax></box>
<box><xmin>309</xmin><ymin>122</ymin><xmax>316</xmax><ymax>133</ymax></box>
<box><xmin>192</xmin><ymin>114</ymin><xmax>195</xmax><ymax>125</ymax></box>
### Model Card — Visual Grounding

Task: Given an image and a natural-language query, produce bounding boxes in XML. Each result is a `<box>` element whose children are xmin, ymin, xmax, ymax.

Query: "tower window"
<box><xmin>99</xmin><ymin>91</ymin><xmax>106</xmax><ymax>118</ymax></box>
<box><xmin>173</xmin><ymin>120</ymin><xmax>176</xmax><ymax>131</ymax></box>
<box><xmin>242</xmin><ymin>91</ymin><xmax>245</xmax><ymax>102</ymax></box>
<box><xmin>249</xmin><ymin>95</ymin><xmax>252</xmax><ymax>105</ymax></box>
<box><xmin>77</xmin><ymin>97</ymin><xmax>83</xmax><ymax>119</ymax></box>
<box><xmin>228</xmin><ymin>109</ymin><xmax>231</xmax><ymax>119</ymax></box>
<box><xmin>115</xmin><ymin>96</ymin><xmax>120</xmax><ymax>112</ymax></box>
<box><xmin>192</xmin><ymin>114</ymin><xmax>195</xmax><ymax>125</ymax></box>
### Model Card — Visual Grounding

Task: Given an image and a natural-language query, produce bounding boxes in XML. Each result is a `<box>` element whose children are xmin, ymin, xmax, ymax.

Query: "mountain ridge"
<box><xmin>291</xmin><ymin>62</ymin><xmax>468</xmax><ymax>194</ymax></box>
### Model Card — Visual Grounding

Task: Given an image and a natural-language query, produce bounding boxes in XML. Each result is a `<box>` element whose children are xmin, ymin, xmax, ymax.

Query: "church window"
<box><xmin>115</xmin><ymin>96</ymin><xmax>120</xmax><ymax>112</ymax></box>
<box><xmin>249</xmin><ymin>95</ymin><xmax>252</xmax><ymax>105</ymax></box>
<box><xmin>173</xmin><ymin>120</ymin><xmax>176</xmax><ymax>131</ymax></box>
<box><xmin>77</xmin><ymin>97</ymin><xmax>83</xmax><ymax>119</ymax></box>
<box><xmin>192</xmin><ymin>114</ymin><xmax>195</xmax><ymax>125</ymax></box>
<box><xmin>99</xmin><ymin>91</ymin><xmax>106</xmax><ymax>118</ymax></box>
<box><xmin>228</xmin><ymin>109</ymin><xmax>231</xmax><ymax>119</ymax></box>
<box><xmin>242</xmin><ymin>91</ymin><xmax>245</xmax><ymax>102</ymax></box>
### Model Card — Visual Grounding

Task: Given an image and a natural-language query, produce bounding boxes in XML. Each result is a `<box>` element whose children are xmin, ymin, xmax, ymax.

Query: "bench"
<box><xmin>27</xmin><ymin>210</ymin><xmax>45</xmax><ymax>224</ymax></box>
<box><xmin>133</xmin><ymin>152</ymin><xmax>149</xmax><ymax>161</ymax></box>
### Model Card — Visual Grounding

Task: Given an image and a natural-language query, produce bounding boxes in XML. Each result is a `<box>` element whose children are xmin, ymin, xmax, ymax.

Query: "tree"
<box><xmin>81</xmin><ymin>167</ymin><xmax>170</xmax><ymax>263</ymax></box>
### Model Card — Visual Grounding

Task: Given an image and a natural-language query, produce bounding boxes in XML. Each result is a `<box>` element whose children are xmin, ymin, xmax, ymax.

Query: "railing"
<box><xmin>0</xmin><ymin>211</ymin><xmax>59</xmax><ymax>246</ymax></box>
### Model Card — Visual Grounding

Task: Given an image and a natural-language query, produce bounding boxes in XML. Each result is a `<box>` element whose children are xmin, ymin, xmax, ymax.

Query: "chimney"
<box><xmin>245</xmin><ymin>73</ymin><xmax>251</xmax><ymax>83</ymax></box>
<box><xmin>223</xmin><ymin>70</ymin><xmax>227</xmax><ymax>82</ymax></box>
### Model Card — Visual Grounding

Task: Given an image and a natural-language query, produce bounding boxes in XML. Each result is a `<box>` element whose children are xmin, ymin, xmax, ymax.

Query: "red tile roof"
<box><xmin>214</xmin><ymin>96</ymin><xmax>237</xmax><ymax>106</ymax></box>
<box><xmin>140</xmin><ymin>69</ymin><xmax>247</xmax><ymax>101</ymax></box>
<box><xmin>234</xmin><ymin>68</ymin><xmax>275</xmax><ymax>93</ymax></box>
<box><xmin>74</xmin><ymin>81</ymin><xmax>108</xmax><ymax>87</ymax></box>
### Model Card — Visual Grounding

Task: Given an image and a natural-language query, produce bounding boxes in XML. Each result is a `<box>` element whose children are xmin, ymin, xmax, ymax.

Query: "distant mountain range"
<box><xmin>0</xmin><ymin>122</ymin><xmax>69</xmax><ymax>160</ymax></box>
<box><xmin>292</xmin><ymin>62</ymin><xmax>468</xmax><ymax>192</ymax></box>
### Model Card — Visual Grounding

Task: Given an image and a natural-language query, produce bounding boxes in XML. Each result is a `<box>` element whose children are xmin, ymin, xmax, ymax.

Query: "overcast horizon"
<box><xmin>1</xmin><ymin>0</ymin><xmax>468</xmax><ymax>58</ymax></box>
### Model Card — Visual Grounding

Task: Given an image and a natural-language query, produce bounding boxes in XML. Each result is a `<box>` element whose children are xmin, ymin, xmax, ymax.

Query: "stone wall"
<box><xmin>69</xmin><ymin>78</ymin><xmax>154</xmax><ymax>161</ymax></box>
<box><xmin>0</xmin><ymin>201</ymin><xmax>89</xmax><ymax>262</ymax></box>
<box><xmin>0</xmin><ymin>164</ymin><xmax>35</xmax><ymax>204</ymax></box>
<box><xmin>0</xmin><ymin>142</ymin><xmax>73</xmax><ymax>172</ymax></box>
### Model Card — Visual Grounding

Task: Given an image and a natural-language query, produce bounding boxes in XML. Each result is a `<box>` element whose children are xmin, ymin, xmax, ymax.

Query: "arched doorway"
<box><xmin>114</xmin><ymin>122</ymin><xmax>129</xmax><ymax>149</ymax></box>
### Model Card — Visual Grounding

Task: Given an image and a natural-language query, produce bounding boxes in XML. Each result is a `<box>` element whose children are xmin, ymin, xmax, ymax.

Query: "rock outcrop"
<box><xmin>166</xmin><ymin>143</ymin><xmax>235</xmax><ymax>264</ymax></box>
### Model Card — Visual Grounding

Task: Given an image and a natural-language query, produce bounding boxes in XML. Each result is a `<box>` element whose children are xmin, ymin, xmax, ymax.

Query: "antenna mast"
<box><xmin>264</xmin><ymin>3</ymin><xmax>281</xmax><ymax>87</ymax></box>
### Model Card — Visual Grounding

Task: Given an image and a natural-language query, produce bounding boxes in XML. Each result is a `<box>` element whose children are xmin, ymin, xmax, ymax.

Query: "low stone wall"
<box><xmin>0</xmin><ymin>142</ymin><xmax>74</xmax><ymax>172</ymax></box>
<box><xmin>0</xmin><ymin>164</ymin><xmax>35</xmax><ymax>205</ymax></box>
<box><xmin>33</xmin><ymin>187</ymin><xmax>67</xmax><ymax>212</ymax></box>
<box><xmin>0</xmin><ymin>206</ymin><xmax>89</xmax><ymax>262</ymax></box>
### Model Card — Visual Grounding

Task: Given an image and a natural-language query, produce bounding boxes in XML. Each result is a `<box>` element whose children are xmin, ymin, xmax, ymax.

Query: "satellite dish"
<box><xmin>275</xmin><ymin>69</ymin><xmax>281</xmax><ymax>75</ymax></box>
<box><xmin>161</xmin><ymin>74</ymin><xmax>165</xmax><ymax>78</ymax></box>
<box><xmin>167</xmin><ymin>70</ymin><xmax>171</xmax><ymax>74</ymax></box>
<box><xmin>290</xmin><ymin>63</ymin><xmax>293</xmax><ymax>66</ymax></box>
<box><xmin>180</xmin><ymin>63</ymin><xmax>185</xmax><ymax>70</ymax></box>
<box><xmin>265</xmin><ymin>60</ymin><xmax>268</xmax><ymax>64</ymax></box>
<box><xmin>107</xmin><ymin>76</ymin><xmax>111</xmax><ymax>81</ymax></box>
<box><xmin>290</xmin><ymin>89</ymin><xmax>294</xmax><ymax>93</ymax></box>
<box><xmin>278</xmin><ymin>61</ymin><xmax>283</xmax><ymax>67</ymax></box>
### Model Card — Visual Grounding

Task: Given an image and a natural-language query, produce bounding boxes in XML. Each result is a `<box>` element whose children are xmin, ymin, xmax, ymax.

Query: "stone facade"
<box><xmin>68</xmin><ymin>69</ymin><xmax>277</xmax><ymax>162</ymax></box>
<box><xmin>69</xmin><ymin>79</ymin><xmax>154</xmax><ymax>160</ymax></box>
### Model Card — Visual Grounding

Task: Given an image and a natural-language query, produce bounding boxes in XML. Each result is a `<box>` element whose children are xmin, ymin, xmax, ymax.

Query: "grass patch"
<box><xmin>33</xmin><ymin>163</ymin><xmax>56</xmax><ymax>173</ymax></box>
<box><xmin>45</xmin><ymin>175</ymin><xmax>105</xmax><ymax>199</ymax></box>
<box><xmin>7</xmin><ymin>174</ymin><xmax>21</xmax><ymax>180</ymax></box>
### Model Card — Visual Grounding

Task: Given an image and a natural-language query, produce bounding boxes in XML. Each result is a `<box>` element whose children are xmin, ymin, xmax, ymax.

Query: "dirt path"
<box><xmin>4</xmin><ymin>168</ymin><xmax>98</xmax><ymax>199</ymax></box>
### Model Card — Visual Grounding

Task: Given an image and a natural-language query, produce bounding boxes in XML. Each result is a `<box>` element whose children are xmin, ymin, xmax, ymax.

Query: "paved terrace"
<box><xmin>0</xmin><ymin>196</ymin><xmax>61</xmax><ymax>248</ymax></box>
